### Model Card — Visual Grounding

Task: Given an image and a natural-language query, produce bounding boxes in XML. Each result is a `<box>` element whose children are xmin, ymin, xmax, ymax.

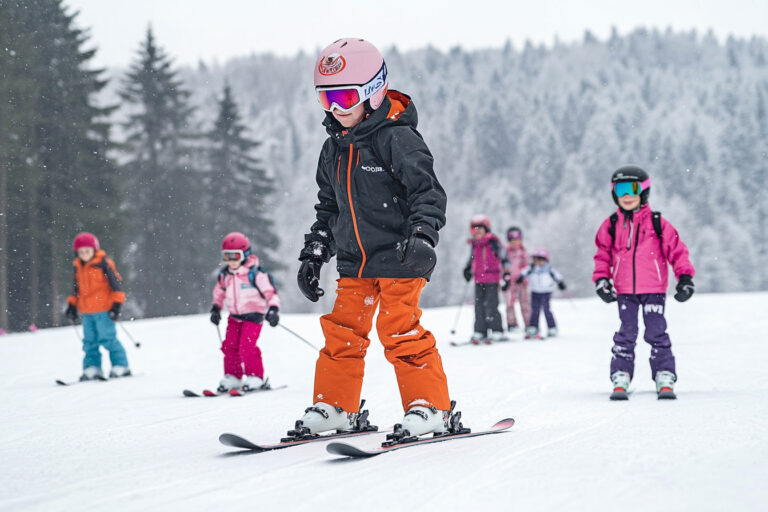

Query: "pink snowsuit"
<box><xmin>592</xmin><ymin>205</ymin><xmax>695</xmax><ymax>294</ymax></box>
<box><xmin>504</xmin><ymin>243</ymin><xmax>532</xmax><ymax>328</ymax></box>
<box><xmin>212</xmin><ymin>255</ymin><xmax>280</xmax><ymax>379</ymax></box>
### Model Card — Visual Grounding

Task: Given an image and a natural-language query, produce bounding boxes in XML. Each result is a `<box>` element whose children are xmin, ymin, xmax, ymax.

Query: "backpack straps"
<box><xmin>247</xmin><ymin>266</ymin><xmax>267</xmax><ymax>300</ymax></box>
<box><xmin>608</xmin><ymin>211</ymin><xmax>662</xmax><ymax>243</ymax></box>
<box><xmin>651</xmin><ymin>211</ymin><xmax>663</xmax><ymax>240</ymax></box>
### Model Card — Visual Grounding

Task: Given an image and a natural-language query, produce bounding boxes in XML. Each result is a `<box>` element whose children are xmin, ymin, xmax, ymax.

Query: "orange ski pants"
<box><xmin>313</xmin><ymin>277</ymin><xmax>451</xmax><ymax>413</ymax></box>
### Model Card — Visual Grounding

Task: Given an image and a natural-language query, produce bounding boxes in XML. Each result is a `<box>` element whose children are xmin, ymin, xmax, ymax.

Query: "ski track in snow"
<box><xmin>1</xmin><ymin>293</ymin><xmax>767</xmax><ymax>511</ymax></box>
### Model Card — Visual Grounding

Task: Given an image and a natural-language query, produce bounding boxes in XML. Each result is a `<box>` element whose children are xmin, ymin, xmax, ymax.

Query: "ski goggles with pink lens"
<box><xmin>316</xmin><ymin>63</ymin><xmax>388</xmax><ymax>112</ymax></box>
<box><xmin>222</xmin><ymin>250</ymin><xmax>245</xmax><ymax>262</ymax></box>
<box><xmin>613</xmin><ymin>179</ymin><xmax>650</xmax><ymax>197</ymax></box>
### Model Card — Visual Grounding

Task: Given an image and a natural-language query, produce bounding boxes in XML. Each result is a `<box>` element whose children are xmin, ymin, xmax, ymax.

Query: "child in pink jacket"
<box><xmin>210</xmin><ymin>232</ymin><xmax>280</xmax><ymax>392</ymax></box>
<box><xmin>593</xmin><ymin>166</ymin><xmax>695</xmax><ymax>401</ymax></box>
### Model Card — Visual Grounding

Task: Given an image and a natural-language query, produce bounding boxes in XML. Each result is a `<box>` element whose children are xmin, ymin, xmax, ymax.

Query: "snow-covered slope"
<box><xmin>1</xmin><ymin>293</ymin><xmax>766</xmax><ymax>511</ymax></box>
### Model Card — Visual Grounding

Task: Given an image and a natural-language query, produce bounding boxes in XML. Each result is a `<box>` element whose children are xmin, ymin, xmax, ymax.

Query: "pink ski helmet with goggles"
<box><xmin>532</xmin><ymin>248</ymin><xmax>550</xmax><ymax>261</ymax></box>
<box><xmin>73</xmin><ymin>232</ymin><xmax>100</xmax><ymax>252</ymax></box>
<box><xmin>469</xmin><ymin>214</ymin><xmax>491</xmax><ymax>232</ymax></box>
<box><xmin>314</xmin><ymin>38</ymin><xmax>388</xmax><ymax>112</ymax></box>
<box><xmin>221</xmin><ymin>232</ymin><xmax>251</xmax><ymax>263</ymax></box>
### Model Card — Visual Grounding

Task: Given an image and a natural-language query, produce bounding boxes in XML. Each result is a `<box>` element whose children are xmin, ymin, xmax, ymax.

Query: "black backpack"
<box><xmin>608</xmin><ymin>211</ymin><xmax>663</xmax><ymax>244</ymax></box>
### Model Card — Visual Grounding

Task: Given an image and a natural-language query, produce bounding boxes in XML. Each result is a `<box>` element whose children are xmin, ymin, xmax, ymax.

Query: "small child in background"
<box><xmin>463</xmin><ymin>214</ymin><xmax>511</xmax><ymax>344</ymax></box>
<box><xmin>65</xmin><ymin>232</ymin><xmax>130</xmax><ymax>380</ymax></box>
<box><xmin>517</xmin><ymin>249</ymin><xmax>565</xmax><ymax>339</ymax></box>
<box><xmin>502</xmin><ymin>226</ymin><xmax>531</xmax><ymax>333</ymax></box>
<box><xmin>593</xmin><ymin>166</ymin><xmax>695</xmax><ymax>400</ymax></box>
<box><xmin>210</xmin><ymin>232</ymin><xmax>280</xmax><ymax>392</ymax></box>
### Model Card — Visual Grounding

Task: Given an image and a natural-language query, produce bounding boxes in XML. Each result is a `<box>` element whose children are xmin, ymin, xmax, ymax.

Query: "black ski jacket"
<box><xmin>305</xmin><ymin>90</ymin><xmax>446</xmax><ymax>279</ymax></box>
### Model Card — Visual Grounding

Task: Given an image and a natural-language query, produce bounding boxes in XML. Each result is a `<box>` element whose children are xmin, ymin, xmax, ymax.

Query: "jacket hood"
<box><xmin>73</xmin><ymin>249</ymin><xmax>107</xmax><ymax>267</ymax></box>
<box><xmin>322</xmin><ymin>90</ymin><xmax>418</xmax><ymax>143</ymax></box>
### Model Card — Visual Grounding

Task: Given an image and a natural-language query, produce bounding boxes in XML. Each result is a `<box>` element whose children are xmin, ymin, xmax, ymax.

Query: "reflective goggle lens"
<box><xmin>614</xmin><ymin>181</ymin><xmax>641</xmax><ymax>197</ymax></box>
<box><xmin>317</xmin><ymin>88</ymin><xmax>361</xmax><ymax>112</ymax></box>
<box><xmin>222</xmin><ymin>251</ymin><xmax>243</xmax><ymax>261</ymax></box>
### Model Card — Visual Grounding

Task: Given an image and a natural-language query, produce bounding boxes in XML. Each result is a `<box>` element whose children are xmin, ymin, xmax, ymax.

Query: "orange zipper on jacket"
<box><xmin>345</xmin><ymin>143</ymin><xmax>367</xmax><ymax>277</ymax></box>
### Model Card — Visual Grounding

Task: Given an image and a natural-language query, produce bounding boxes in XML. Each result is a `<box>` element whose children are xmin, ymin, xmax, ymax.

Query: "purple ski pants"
<box><xmin>530</xmin><ymin>292</ymin><xmax>556</xmax><ymax>330</ymax></box>
<box><xmin>611</xmin><ymin>294</ymin><xmax>676</xmax><ymax>380</ymax></box>
<box><xmin>222</xmin><ymin>317</ymin><xmax>264</xmax><ymax>379</ymax></box>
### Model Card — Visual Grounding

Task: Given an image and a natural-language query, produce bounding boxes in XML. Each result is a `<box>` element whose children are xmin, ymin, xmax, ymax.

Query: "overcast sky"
<box><xmin>65</xmin><ymin>0</ymin><xmax>768</xmax><ymax>68</ymax></box>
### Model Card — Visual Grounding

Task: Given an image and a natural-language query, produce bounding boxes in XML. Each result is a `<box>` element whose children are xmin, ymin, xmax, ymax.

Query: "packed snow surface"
<box><xmin>1</xmin><ymin>293</ymin><xmax>766</xmax><ymax>511</ymax></box>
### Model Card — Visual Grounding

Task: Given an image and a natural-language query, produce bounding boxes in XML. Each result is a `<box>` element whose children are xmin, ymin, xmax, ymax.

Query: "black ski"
<box><xmin>55</xmin><ymin>376</ymin><xmax>108</xmax><ymax>386</ymax></box>
<box><xmin>326</xmin><ymin>418</ymin><xmax>515</xmax><ymax>459</ymax></box>
<box><xmin>219</xmin><ymin>428</ymin><xmax>384</xmax><ymax>453</ymax></box>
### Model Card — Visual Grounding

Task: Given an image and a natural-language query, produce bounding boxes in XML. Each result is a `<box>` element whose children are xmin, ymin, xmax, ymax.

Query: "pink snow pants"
<box><xmin>505</xmin><ymin>280</ymin><xmax>532</xmax><ymax>328</ymax></box>
<box><xmin>221</xmin><ymin>317</ymin><xmax>264</xmax><ymax>379</ymax></box>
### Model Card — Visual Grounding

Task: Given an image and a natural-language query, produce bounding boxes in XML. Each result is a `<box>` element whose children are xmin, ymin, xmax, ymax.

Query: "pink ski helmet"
<box><xmin>532</xmin><ymin>248</ymin><xmax>550</xmax><ymax>261</ymax></box>
<box><xmin>469</xmin><ymin>214</ymin><xmax>491</xmax><ymax>232</ymax></box>
<box><xmin>221</xmin><ymin>232</ymin><xmax>251</xmax><ymax>262</ymax></box>
<box><xmin>73</xmin><ymin>232</ymin><xmax>100</xmax><ymax>251</ymax></box>
<box><xmin>314</xmin><ymin>38</ymin><xmax>388</xmax><ymax>111</ymax></box>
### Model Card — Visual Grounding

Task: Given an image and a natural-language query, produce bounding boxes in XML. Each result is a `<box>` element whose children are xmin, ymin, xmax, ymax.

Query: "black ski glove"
<box><xmin>463</xmin><ymin>266</ymin><xmax>472</xmax><ymax>282</ymax></box>
<box><xmin>108</xmin><ymin>302</ymin><xmax>121</xmax><ymax>321</ymax></box>
<box><xmin>501</xmin><ymin>272</ymin><xmax>512</xmax><ymax>291</ymax></box>
<box><xmin>65</xmin><ymin>303</ymin><xmax>78</xmax><ymax>322</ymax></box>
<box><xmin>674</xmin><ymin>274</ymin><xmax>694</xmax><ymax>302</ymax></box>
<box><xmin>265</xmin><ymin>306</ymin><xmax>279</xmax><ymax>327</ymax></box>
<box><xmin>297</xmin><ymin>259</ymin><xmax>324</xmax><ymax>302</ymax></box>
<box><xmin>558</xmin><ymin>281</ymin><xmax>566</xmax><ymax>291</ymax></box>
<box><xmin>397</xmin><ymin>232</ymin><xmax>436</xmax><ymax>277</ymax></box>
<box><xmin>595</xmin><ymin>278</ymin><xmax>617</xmax><ymax>303</ymax></box>
<box><xmin>210</xmin><ymin>304</ymin><xmax>221</xmax><ymax>325</ymax></box>
<box><xmin>515</xmin><ymin>275</ymin><xmax>524</xmax><ymax>284</ymax></box>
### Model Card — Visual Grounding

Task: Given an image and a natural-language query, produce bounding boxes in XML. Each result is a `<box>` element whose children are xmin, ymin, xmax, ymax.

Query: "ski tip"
<box><xmin>492</xmin><ymin>418</ymin><xmax>516</xmax><ymax>429</ymax></box>
<box><xmin>55</xmin><ymin>380</ymin><xmax>68</xmax><ymax>386</ymax></box>
<box><xmin>326</xmin><ymin>441</ymin><xmax>377</xmax><ymax>458</ymax></box>
<box><xmin>182</xmin><ymin>389</ymin><xmax>199</xmax><ymax>397</ymax></box>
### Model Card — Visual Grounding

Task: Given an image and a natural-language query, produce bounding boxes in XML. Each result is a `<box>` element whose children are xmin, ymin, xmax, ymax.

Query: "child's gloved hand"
<box><xmin>210</xmin><ymin>304</ymin><xmax>221</xmax><ymax>325</ymax></box>
<box><xmin>501</xmin><ymin>272</ymin><xmax>512</xmax><ymax>291</ymax></box>
<box><xmin>558</xmin><ymin>281</ymin><xmax>566</xmax><ymax>291</ymax></box>
<box><xmin>108</xmin><ymin>303</ymin><xmax>121</xmax><ymax>321</ymax></box>
<box><xmin>463</xmin><ymin>266</ymin><xmax>472</xmax><ymax>282</ymax></box>
<box><xmin>297</xmin><ymin>260</ymin><xmax>324</xmax><ymax>302</ymax></box>
<box><xmin>674</xmin><ymin>275</ymin><xmax>694</xmax><ymax>302</ymax></box>
<box><xmin>396</xmin><ymin>232</ymin><xmax>436</xmax><ymax>277</ymax></box>
<box><xmin>65</xmin><ymin>304</ymin><xmax>78</xmax><ymax>322</ymax></box>
<box><xmin>515</xmin><ymin>275</ymin><xmax>524</xmax><ymax>284</ymax></box>
<box><xmin>265</xmin><ymin>306</ymin><xmax>279</xmax><ymax>327</ymax></box>
<box><xmin>595</xmin><ymin>278</ymin><xmax>617</xmax><ymax>303</ymax></box>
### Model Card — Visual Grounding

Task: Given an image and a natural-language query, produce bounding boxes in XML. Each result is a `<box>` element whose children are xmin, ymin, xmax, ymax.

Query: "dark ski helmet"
<box><xmin>611</xmin><ymin>165</ymin><xmax>651</xmax><ymax>208</ymax></box>
<box><xmin>507</xmin><ymin>226</ymin><xmax>523</xmax><ymax>241</ymax></box>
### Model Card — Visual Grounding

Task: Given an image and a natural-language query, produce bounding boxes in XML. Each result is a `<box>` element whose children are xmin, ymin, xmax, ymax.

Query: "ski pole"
<box><xmin>71</xmin><ymin>323</ymin><xmax>82</xmax><ymax>343</ymax></box>
<box><xmin>278</xmin><ymin>323</ymin><xmax>320</xmax><ymax>351</ymax></box>
<box><xmin>215</xmin><ymin>324</ymin><xmax>222</xmax><ymax>343</ymax></box>
<box><xmin>117</xmin><ymin>321</ymin><xmax>141</xmax><ymax>348</ymax></box>
<box><xmin>450</xmin><ymin>281</ymin><xmax>472</xmax><ymax>335</ymax></box>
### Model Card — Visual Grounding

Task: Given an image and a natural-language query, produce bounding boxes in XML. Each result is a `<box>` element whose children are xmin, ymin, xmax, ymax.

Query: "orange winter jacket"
<box><xmin>67</xmin><ymin>250</ymin><xmax>126</xmax><ymax>314</ymax></box>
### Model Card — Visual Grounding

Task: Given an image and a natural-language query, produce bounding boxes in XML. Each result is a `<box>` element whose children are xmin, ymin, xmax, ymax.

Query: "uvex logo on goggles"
<box><xmin>316</xmin><ymin>63</ymin><xmax>388</xmax><ymax>112</ymax></box>
<box><xmin>613</xmin><ymin>179</ymin><xmax>650</xmax><ymax>197</ymax></box>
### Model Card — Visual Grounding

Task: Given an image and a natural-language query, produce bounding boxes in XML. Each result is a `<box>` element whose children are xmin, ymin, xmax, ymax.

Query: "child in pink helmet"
<box><xmin>463</xmin><ymin>214</ymin><xmax>511</xmax><ymax>343</ymax></box>
<box><xmin>210</xmin><ymin>232</ymin><xmax>280</xmax><ymax>392</ymax></box>
<box><xmin>503</xmin><ymin>226</ymin><xmax>532</xmax><ymax>333</ymax></box>
<box><xmin>516</xmin><ymin>248</ymin><xmax>566</xmax><ymax>339</ymax></box>
<box><xmin>593</xmin><ymin>166</ymin><xmax>695</xmax><ymax>400</ymax></box>
<box><xmin>294</xmin><ymin>38</ymin><xmax>454</xmax><ymax>440</ymax></box>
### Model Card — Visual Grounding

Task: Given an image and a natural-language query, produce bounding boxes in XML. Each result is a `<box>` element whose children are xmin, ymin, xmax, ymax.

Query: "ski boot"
<box><xmin>470</xmin><ymin>332</ymin><xmax>485</xmax><ymax>345</ymax></box>
<box><xmin>610</xmin><ymin>371</ymin><xmax>631</xmax><ymax>400</ymax></box>
<box><xmin>284</xmin><ymin>399</ymin><xmax>378</xmax><ymax>440</ymax></box>
<box><xmin>490</xmin><ymin>331</ymin><xmax>508</xmax><ymax>343</ymax></box>
<box><xmin>242</xmin><ymin>375</ymin><xmax>267</xmax><ymax>391</ymax></box>
<box><xmin>109</xmin><ymin>366</ymin><xmax>132</xmax><ymax>378</ymax></box>
<box><xmin>80</xmin><ymin>366</ymin><xmax>104</xmax><ymax>381</ymax></box>
<box><xmin>507</xmin><ymin>325</ymin><xmax>519</xmax><ymax>333</ymax></box>
<box><xmin>524</xmin><ymin>326</ymin><xmax>543</xmax><ymax>340</ymax></box>
<box><xmin>547</xmin><ymin>327</ymin><xmax>558</xmax><ymax>338</ymax></box>
<box><xmin>217</xmin><ymin>374</ymin><xmax>242</xmax><ymax>393</ymax></box>
<box><xmin>655</xmin><ymin>371</ymin><xmax>677</xmax><ymax>400</ymax></box>
<box><xmin>385</xmin><ymin>400</ymin><xmax>470</xmax><ymax>446</ymax></box>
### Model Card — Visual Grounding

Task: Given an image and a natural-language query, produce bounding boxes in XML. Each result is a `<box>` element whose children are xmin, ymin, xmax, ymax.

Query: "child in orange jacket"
<box><xmin>65</xmin><ymin>232</ymin><xmax>130</xmax><ymax>380</ymax></box>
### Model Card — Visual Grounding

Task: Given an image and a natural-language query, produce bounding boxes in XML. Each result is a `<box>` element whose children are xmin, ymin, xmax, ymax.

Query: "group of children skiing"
<box><xmin>463</xmin><ymin>217</ymin><xmax>566</xmax><ymax>343</ymax></box>
<box><xmin>61</xmin><ymin>37</ymin><xmax>695</xmax><ymax>443</ymax></box>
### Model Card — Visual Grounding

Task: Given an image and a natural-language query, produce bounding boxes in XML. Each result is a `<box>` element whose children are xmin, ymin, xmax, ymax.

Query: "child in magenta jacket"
<box><xmin>593</xmin><ymin>166</ymin><xmax>695</xmax><ymax>400</ymax></box>
<box><xmin>210</xmin><ymin>232</ymin><xmax>280</xmax><ymax>392</ymax></box>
